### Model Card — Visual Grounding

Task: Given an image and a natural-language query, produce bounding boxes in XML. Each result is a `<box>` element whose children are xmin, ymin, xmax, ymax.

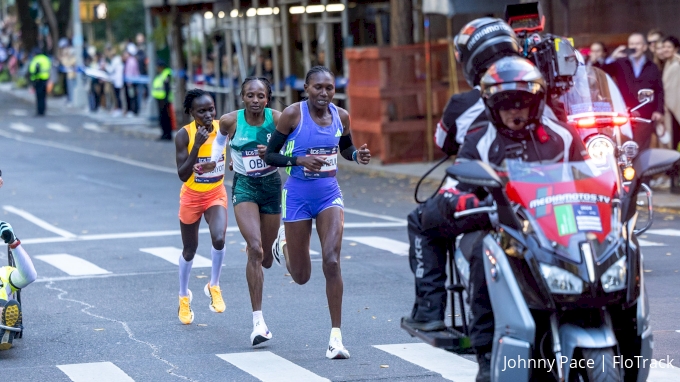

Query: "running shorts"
<box><xmin>178</xmin><ymin>185</ymin><xmax>228</xmax><ymax>224</ymax></box>
<box><xmin>231</xmin><ymin>171</ymin><xmax>282</xmax><ymax>215</ymax></box>
<box><xmin>282</xmin><ymin>177</ymin><xmax>343</xmax><ymax>222</ymax></box>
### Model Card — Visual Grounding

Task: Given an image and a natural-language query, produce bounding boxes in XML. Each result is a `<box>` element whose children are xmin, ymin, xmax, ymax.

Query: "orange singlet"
<box><xmin>178</xmin><ymin>120</ymin><xmax>228</xmax><ymax>224</ymax></box>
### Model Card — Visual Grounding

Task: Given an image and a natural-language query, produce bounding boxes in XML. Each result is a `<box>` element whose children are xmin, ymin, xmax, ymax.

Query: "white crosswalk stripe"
<box><xmin>139</xmin><ymin>246</ymin><xmax>213</xmax><ymax>268</ymax></box>
<box><xmin>375</xmin><ymin>343</ymin><xmax>477</xmax><ymax>382</ymax></box>
<box><xmin>9</xmin><ymin>122</ymin><xmax>34</xmax><ymax>133</ymax></box>
<box><xmin>647</xmin><ymin>229</ymin><xmax>680</xmax><ymax>237</ymax></box>
<box><xmin>639</xmin><ymin>239</ymin><xmax>665</xmax><ymax>247</ymax></box>
<box><xmin>9</xmin><ymin>109</ymin><xmax>29</xmax><ymax>116</ymax></box>
<box><xmin>46</xmin><ymin>122</ymin><xmax>71</xmax><ymax>133</ymax></box>
<box><xmin>217</xmin><ymin>351</ymin><xmax>330</xmax><ymax>382</ymax></box>
<box><xmin>35</xmin><ymin>254</ymin><xmax>111</xmax><ymax>276</ymax></box>
<box><xmin>57</xmin><ymin>361</ymin><xmax>135</xmax><ymax>382</ymax></box>
<box><xmin>82</xmin><ymin>122</ymin><xmax>106</xmax><ymax>133</ymax></box>
<box><xmin>344</xmin><ymin>236</ymin><xmax>410</xmax><ymax>256</ymax></box>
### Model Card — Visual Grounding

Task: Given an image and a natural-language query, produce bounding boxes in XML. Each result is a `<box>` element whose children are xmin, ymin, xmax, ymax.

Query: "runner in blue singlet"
<box><xmin>264</xmin><ymin>66</ymin><xmax>371</xmax><ymax>360</ymax></box>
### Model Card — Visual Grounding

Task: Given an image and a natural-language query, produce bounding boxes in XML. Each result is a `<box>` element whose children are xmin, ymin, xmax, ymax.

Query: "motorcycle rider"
<box><xmin>413</xmin><ymin>56</ymin><xmax>589</xmax><ymax>382</ymax></box>
<box><xmin>404</xmin><ymin>18</ymin><xmax>521</xmax><ymax>332</ymax></box>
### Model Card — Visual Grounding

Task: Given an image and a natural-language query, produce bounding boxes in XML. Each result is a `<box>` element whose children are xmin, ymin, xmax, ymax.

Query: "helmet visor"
<box><xmin>483</xmin><ymin>82</ymin><xmax>544</xmax><ymax>110</ymax></box>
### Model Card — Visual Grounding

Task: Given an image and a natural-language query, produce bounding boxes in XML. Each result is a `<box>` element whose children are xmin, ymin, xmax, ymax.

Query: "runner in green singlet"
<box><xmin>205</xmin><ymin>77</ymin><xmax>282</xmax><ymax>346</ymax></box>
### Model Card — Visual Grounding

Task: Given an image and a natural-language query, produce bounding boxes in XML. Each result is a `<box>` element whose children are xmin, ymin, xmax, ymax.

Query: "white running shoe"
<box><xmin>326</xmin><ymin>337</ymin><xmax>350</xmax><ymax>359</ymax></box>
<box><xmin>250</xmin><ymin>320</ymin><xmax>272</xmax><ymax>346</ymax></box>
<box><xmin>271</xmin><ymin>225</ymin><xmax>286</xmax><ymax>267</ymax></box>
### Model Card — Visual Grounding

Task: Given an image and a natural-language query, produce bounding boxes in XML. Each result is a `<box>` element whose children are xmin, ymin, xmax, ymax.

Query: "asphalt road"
<box><xmin>1</xmin><ymin>92</ymin><xmax>679</xmax><ymax>382</ymax></box>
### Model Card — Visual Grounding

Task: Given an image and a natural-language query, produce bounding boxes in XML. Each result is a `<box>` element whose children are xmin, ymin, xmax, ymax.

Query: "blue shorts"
<box><xmin>282</xmin><ymin>177</ymin><xmax>343</xmax><ymax>222</ymax></box>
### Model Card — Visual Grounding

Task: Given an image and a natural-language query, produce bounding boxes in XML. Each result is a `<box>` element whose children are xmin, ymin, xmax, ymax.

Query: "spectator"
<box><xmin>123</xmin><ymin>44</ymin><xmax>140</xmax><ymax>116</ymax></box>
<box><xmin>647</xmin><ymin>29</ymin><xmax>664</xmax><ymax>68</ymax></box>
<box><xmin>588</xmin><ymin>41</ymin><xmax>607</xmax><ymax>68</ymax></box>
<box><xmin>58</xmin><ymin>39</ymin><xmax>76</xmax><ymax>107</ymax></box>
<box><xmin>660</xmin><ymin>36</ymin><xmax>680</xmax><ymax>151</ymax></box>
<box><xmin>106</xmin><ymin>46</ymin><xmax>124</xmax><ymax>117</ymax></box>
<box><xmin>604</xmin><ymin>33</ymin><xmax>665</xmax><ymax>151</ymax></box>
<box><xmin>135</xmin><ymin>33</ymin><xmax>148</xmax><ymax>110</ymax></box>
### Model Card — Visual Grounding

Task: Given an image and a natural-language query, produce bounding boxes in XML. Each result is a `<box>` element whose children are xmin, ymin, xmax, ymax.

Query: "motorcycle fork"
<box><xmin>550</xmin><ymin>313</ymin><xmax>564</xmax><ymax>382</ymax></box>
<box><xmin>448</xmin><ymin>243</ymin><xmax>468</xmax><ymax>335</ymax></box>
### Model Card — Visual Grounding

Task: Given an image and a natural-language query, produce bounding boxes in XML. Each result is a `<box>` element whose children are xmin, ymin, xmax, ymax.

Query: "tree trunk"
<box><xmin>38</xmin><ymin>0</ymin><xmax>60</xmax><ymax>56</ymax></box>
<box><xmin>56</xmin><ymin>0</ymin><xmax>73</xmax><ymax>40</ymax></box>
<box><xmin>17</xmin><ymin>0</ymin><xmax>39</xmax><ymax>53</ymax></box>
<box><xmin>390</xmin><ymin>0</ymin><xmax>413</xmax><ymax>46</ymax></box>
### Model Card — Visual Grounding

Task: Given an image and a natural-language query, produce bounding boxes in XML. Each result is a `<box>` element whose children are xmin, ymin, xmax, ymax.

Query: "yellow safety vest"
<box><xmin>29</xmin><ymin>54</ymin><xmax>51</xmax><ymax>81</ymax></box>
<box><xmin>0</xmin><ymin>266</ymin><xmax>17</xmax><ymax>301</ymax></box>
<box><xmin>152</xmin><ymin>68</ymin><xmax>173</xmax><ymax>101</ymax></box>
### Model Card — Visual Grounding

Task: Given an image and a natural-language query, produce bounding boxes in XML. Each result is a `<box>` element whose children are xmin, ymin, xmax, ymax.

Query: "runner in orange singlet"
<box><xmin>174</xmin><ymin>89</ymin><xmax>228</xmax><ymax>324</ymax></box>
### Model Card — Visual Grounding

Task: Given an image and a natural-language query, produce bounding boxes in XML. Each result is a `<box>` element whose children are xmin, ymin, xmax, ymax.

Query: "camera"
<box><xmin>505</xmin><ymin>2</ymin><xmax>579</xmax><ymax>97</ymax></box>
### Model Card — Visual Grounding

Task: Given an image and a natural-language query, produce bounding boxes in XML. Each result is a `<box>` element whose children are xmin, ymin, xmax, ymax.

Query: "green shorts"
<box><xmin>231</xmin><ymin>171</ymin><xmax>282</xmax><ymax>214</ymax></box>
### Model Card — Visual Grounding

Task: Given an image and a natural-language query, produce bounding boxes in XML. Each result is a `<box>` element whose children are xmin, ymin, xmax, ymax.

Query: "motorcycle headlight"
<box><xmin>601</xmin><ymin>255</ymin><xmax>627</xmax><ymax>293</ymax></box>
<box><xmin>539</xmin><ymin>263</ymin><xmax>583</xmax><ymax>295</ymax></box>
<box><xmin>586</xmin><ymin>137</ymin><xmax>615</xmax><ymax>164</ymax></box>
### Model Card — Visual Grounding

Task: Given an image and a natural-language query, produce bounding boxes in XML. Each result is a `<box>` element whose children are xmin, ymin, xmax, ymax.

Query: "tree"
<box><xmin>17</xmin><ymin>0</ymin><xmax>39</xmax><ymax>53</ymax></box>
<box><xmin>390</xmin><ymin>0</ymin><xmax>413</xmax><ymax>46</ymax></box>
<box><xmin>38</xmin><ymin>0</ymin><xmax>59</xmax><ymax>55</ymax></box>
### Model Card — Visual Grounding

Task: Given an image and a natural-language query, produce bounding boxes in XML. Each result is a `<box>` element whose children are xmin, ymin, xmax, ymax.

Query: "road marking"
<box><xmin>76</xmin><ymin>175</ymin><xmax>129</xmax><ymax>190</ymax></box>
<box><xmin>374</xmin><ymin>343</ymin><xmax>477</xmax><ymax>382</ymax></box>
<box><xmin>9</xmin><ymin>122</ymin><xmax>34</xmax><ymax>133</ymax></box>
<box><xmin>0</xmin><ymin>129</ymin><xmax>176</xmax><ymax>173</ymax></box>
<box><xmin>33</xmin><ymin>269</ymin><xmax>177</xmax><ymax>283</ymax></box>
<box><xmin>344</xmin><ymin>208</ymin><xmax>407</xmax><ymax>223</ymax></box>
<box><xmin>35</xmin><ymin>254</ymin><xmax>110</xmax><ymax>276</ymax></box>
<box><xmin>638</xmin><ymin>239</ymin><xmax>665</xmax><ymax>247</ymax></box>
<box><xmin>217</xmin><ymin>351</ymin><xmax>330</xmax><ymax>382</ymax></box>
<box><xmin>57</xmin><ymin>361</ymin><xmax>135</xmax><ymax>382</ymax></box>
<box><xmin>343</xmin><ymin>222</ymin><xmax>405</xmax><ymax>228</ymax></box>
<box><xmin>20</xmin><ymin>222</ymin><xmax>405</xmax><ymax>245</ymax></box>
<box><xmin>647</xmin><ymin>229</ymin><xmax>680</xmax><ymax>237</ymax></box>
<box><xmin>46</xmin><ymin>122</ymin><xmax>71</xmax><ymax>133</ymax></box>
<box><xmin>344</xmin><ymin>236</ymin><xmax>410</xmax><ymax>256</ymax></box>
<box><xmin>82</xmin><ymin>122</ymin><xmax>106</xmax><ymax>133</ymax></box>
<box><xmin>649</xmin><ymin>361</ymin><xmax>680</xmax><ymax>381</ymax></box>
<box><xmin>3</xmin><ymin>205</ymin><xmax>77</xmax><ymax>238</ymax></box>
<box><xmin>9</xmin><ymin>109</ymin><xmax>29</xmax><ymax>116</ymax></box>
<box><xmin>140</xmin><ymin>247</ymin><xmax>212</xmax><ymax>268</ymax></box>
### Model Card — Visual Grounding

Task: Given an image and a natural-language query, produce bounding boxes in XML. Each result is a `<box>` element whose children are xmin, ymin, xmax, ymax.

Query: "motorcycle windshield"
<box><xmin>504</xmin><ymin>157</ymin><xmax>621</xmax><ymax>259</ymax></box>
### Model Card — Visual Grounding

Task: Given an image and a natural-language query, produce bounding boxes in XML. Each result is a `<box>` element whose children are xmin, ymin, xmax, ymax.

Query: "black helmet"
<box><xmin>479</xmin><ymin>56</ymin><xmax>546</xmax><ymax>134</ymax></box>
<box><xmin>454</xmin><ymin>18</ymin><xmax>520</xmax><ymax>87</ymax></box>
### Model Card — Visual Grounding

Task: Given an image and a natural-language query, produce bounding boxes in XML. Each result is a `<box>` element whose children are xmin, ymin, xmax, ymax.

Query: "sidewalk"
<box><xmin>0</xmin><ymin>83</ymin><xmax>161</xmax><ymax>139</ymax></box>
<box><xmin>4</xmin><ymin>83</ymin><xmax>680</xmax><ymax>212</ymax></box>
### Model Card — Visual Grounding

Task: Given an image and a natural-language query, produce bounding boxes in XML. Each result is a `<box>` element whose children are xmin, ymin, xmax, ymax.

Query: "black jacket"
<box><xmin>600</xmin><ymin>57</ymin><xmax>664</xmax><ymax>119</ymax></box>
<box><xmin>435</xmin><ymin>88</ymin><xmax>487</xmax><ymax>156</ymax></box>
<box><xmin>457</xmin><ymin>117</ymin><xmax>588</xmax><ymax>166</ymax></box>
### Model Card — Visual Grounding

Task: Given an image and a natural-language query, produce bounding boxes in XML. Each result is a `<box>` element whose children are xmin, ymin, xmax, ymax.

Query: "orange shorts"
<box><xmin>178</xmin><ymin>185</ymin><xmax>228</xmax><ymax>224</ymax></box>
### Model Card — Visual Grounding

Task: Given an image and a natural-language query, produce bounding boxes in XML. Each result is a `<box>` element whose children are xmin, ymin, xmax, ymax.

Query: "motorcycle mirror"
<box><xmin>637</xmin><ymin>89</ymin><xmax>654</xmax><ymax>103</ymax></box>
<box><xmin>633</xmin><ymin>148</ymin><xmax>680</xmax><ymax>178</ymax></box>
<box><xmin>445</xmin><ymin>161</ymin><xmax>503</xmax><ymax>188</ymax></box>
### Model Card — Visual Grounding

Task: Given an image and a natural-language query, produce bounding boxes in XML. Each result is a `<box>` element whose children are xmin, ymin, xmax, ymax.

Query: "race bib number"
<box><xmin>242</xmin><ymin>149</ymin><xmax>275</xmax><ymax>177</ymax></box>
<box><xmin>304</xmin><ymin>146</ymin><xmax>338</xmax><ymax>178</ymax></box>
<box><xmin>195</xmin><ymin>155</ymin><xmax>225</xmax><ymax>184</ymax></box>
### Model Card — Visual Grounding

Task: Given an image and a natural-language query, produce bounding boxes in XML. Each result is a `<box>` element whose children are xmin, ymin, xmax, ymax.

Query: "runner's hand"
<box><xmin>257</xmin><ymin>144</ymin><xmax>267</xmax><ymax>160</ymax></box>
<box><xmin>356</xmin><ymin>144</ymin><xmax>371</xmax><ymax>165</ymax></box>
<box><xmin>0</xmin><ymin>221</ymin><xmax>17</xmax><ymax>244</ymax></box>
<box><xmin>193</xmin><ymin>161</ymin><xmax>216</xmax><ymax>175</ymax></box>
<box><xmin>194</xmin><ymin>125</ymin><xmax>210</xmax><ymax>147</ymax></box>
<box><xmin>229</xmin><ymin>161</ymin><xmax>234</xmax><ymax>171</ymax></box>
<box><xmin>298</xmin><ymin>156</ymin><xmax>329</xmax><ymax>172</ymax></box>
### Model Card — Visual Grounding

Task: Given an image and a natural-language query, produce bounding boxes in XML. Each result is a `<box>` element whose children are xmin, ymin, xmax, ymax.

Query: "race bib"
<box><xmin>242</xmin><ymin>149</ymin><xmax>275</xmax><ymax>177</ymax></box>
<box><xmin>195</xmin><ymin>155</ymin><xmax>225</xmax><ymax>184</ymax></box>
<box><xmin>304</xmin><ymin>146</ymin><xmax>338</xmax><ymax>178</ymax></box>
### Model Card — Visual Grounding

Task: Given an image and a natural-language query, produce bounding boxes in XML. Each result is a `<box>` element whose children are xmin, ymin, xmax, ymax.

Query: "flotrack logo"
<box><xmin>529</xmin><ymin>193</ymin><xmax>611</xmax><ymax>209</ymax></box>
<box><xmin>467</xmin><ymin>23</ymin><xmax>514</xmax><ymax>50</ymax></box>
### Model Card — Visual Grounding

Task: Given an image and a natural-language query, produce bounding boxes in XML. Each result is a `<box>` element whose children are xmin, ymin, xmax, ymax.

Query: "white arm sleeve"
<box><xmin>211</xmin><ymin>129</ymin><xmax>229</xmax><ymax>163</ymax></box>
<box><xmin>9</xmin><ymin>245</ymin><xmax>37</xmax><ymax>289</ymax></box>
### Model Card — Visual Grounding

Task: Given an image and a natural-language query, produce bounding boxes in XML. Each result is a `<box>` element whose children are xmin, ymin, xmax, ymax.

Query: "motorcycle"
<box><xmin>403</xmin><ymin>148</ymin><xmax>680</xmax><ymax>381</ymax></box>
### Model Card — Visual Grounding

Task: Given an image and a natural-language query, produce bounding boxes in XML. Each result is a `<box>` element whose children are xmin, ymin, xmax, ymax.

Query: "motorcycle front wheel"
<box><xmin>569</xmin><ymin>347</ymin><xmax>623</xmax><ymax>382</ymax></box>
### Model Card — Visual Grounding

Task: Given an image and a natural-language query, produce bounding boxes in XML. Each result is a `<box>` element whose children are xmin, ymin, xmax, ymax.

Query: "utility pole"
<box><xmin>72</xmin><ymin>0</ymin><xmax>86</xmax><ymax>109</ymax></box>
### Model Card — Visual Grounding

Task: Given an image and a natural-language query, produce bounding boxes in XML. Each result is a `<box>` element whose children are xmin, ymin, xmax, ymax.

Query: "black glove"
<box><xmin>0</xmin><ymin>221</ymin><xmax>18</xmax><ymax>245</ymax></box>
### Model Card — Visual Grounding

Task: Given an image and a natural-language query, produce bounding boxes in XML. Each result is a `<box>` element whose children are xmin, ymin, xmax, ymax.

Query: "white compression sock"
<box><xmin>330</xmin><ymin>327</ymin><xmax>342</xmax><ymax>341</ymax></box>
<box><xmin>210</xmin><ymin>245</ymin><xmax>225</xmax><ymax>287</ymax></box>
<box><xmin>253</xmin><ymin>310</ymin><xmax>264</xmax><ymax>327</ymax></box>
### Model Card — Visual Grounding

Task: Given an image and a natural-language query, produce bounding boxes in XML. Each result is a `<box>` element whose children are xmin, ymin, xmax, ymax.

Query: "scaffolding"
<box><xmin>147</xmin><ymin>0</ymin><xmax>350</xmax><ymax>116</ymax></box>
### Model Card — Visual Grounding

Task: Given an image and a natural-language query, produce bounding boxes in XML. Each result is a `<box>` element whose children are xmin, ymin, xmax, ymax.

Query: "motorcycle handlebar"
<box><xmin>630</xmin><ymin>116</ymin><xmax>652</xmax><ymax>124</ymax></box>
<box><xmin>453</xmin><ymin>203</ymin><xmax>498</xmax><ymax>219</ymax></box>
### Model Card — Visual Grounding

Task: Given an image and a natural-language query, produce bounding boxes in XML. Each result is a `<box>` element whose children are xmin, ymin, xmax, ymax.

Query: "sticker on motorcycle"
<box><xmin>573</xmin><ymin>204</ymin><xmax>602</xmax><ymax>232</ymax></box>
<box><xmin>554</xmin><ymin>204</ymin><xmax>577</xmax><ymax>236</ymax></box>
